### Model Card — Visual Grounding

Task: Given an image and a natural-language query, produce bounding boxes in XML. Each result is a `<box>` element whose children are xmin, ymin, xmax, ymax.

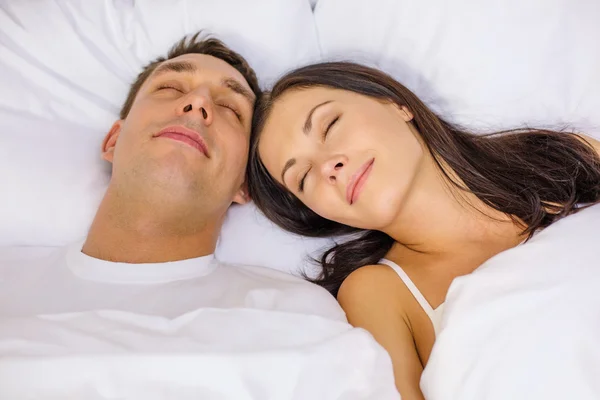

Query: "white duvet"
<box><xmin>423</xmin><ymin>203</ymin><xmax>600</xmax><ymax>400</ymax></box>
<box><xmin>0</xmin><ymin>309</ymin><xmax>399</xmax><ymax>399</ymax></box>
<box><xmin>1</xmin><ymin>215</ymin><xmax>598</xmax><ymax>400</ymax></box>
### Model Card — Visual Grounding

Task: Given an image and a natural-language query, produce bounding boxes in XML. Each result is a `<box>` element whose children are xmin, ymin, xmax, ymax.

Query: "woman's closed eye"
<box><xmin>298</xmin><ymin>168</ymin><xmax>311</xmax><ymax>193</ymax></box>
<box><xmin>297</xmin><ymin>114</ymin><xmax>341</xmax><ymax>192</ymax></box>
<box><xmin>322</xmin><ymin>114</ymin><xmax>341</xmax><ymax>141</ymax></box>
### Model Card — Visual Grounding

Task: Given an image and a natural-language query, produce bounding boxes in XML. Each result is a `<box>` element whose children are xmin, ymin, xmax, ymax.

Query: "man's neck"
<box><xmin>82</xmin><ymin>186</ymin><xmax>220</xmax><ymax>264</ymax></box>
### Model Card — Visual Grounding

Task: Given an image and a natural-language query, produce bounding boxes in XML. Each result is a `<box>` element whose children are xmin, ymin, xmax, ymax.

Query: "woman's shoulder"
<box><xmin>337</xmin><ymin>263</ymin><xmax>406</xmax><ymax>310</ymax></box>
<box><xmin>337</xmin><ymin>263</ymin><xmax>438</xmax><ymax>363</ymax></box>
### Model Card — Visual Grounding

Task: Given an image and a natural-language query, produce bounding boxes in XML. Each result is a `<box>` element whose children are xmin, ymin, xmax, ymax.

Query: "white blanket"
<box><xmin>0</xmin><ymin>308</ymin><xmax>399</xmax><ymax>399</ymax></box>
<box><xmin>422</xmin><ymin>203</ymin><xmax>600</xmax><ymax>400</ymax></box>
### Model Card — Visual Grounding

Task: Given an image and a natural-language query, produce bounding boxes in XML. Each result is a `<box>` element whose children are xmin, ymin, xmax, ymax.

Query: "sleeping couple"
<box><xmin>3</xmin><ymin>32</ymin><xmax>599</xmax><ymax>399</ymax></box>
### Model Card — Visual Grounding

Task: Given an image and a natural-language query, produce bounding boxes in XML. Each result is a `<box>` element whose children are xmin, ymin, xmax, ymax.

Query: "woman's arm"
<box><xmin>338</xmin><ymin>265</ymin><xmax>426</xmax><ymax>400</ymax></box>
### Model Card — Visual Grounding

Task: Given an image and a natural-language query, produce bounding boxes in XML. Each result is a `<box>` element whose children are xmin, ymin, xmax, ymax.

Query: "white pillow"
<box><xmin>314</xmin><ymin>0</ymin><xmax>600</xmax><ymax>136</ymax></box>
<box><xmin>0</xmin><ymin>0</ymin><xmax>322</xmax><ymax>267</ymax></box>
<box><xmin>0</xmin><ymin>0</ymin><xmax>320</xmax><ymax>131</ymax></box>
<box><xmin>422</xmin><ymin>204</ymin><xmax>600</xmax><ymax>400</ymax></box>
<box><xmin>217</xmin><ymin>203</ymin><xmax>333</xmax><ymax>275</ymax></box>
<box><xmin>0</xmin><ymin>111</ymin><xmax>109</xmax><ymax>245</ymax></box>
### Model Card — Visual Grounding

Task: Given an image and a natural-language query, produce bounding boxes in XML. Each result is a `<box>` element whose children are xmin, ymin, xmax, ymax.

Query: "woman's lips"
<box><xmin>346</xmin><ymin>158</ymin><xmax>375</xmax><ymax>205</ymax></box>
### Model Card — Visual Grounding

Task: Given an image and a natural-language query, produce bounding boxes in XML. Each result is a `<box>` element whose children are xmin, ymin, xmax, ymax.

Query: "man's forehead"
<box><xmin>150</xmin><ymin>53</ymin><xmax>251</xmax><ymax>91</ymax></box>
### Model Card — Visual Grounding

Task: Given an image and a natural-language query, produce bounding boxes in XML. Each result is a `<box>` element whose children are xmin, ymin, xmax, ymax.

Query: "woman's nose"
<box><xmin>320</xmin><ymin>155</ymin><xmax>348</xmax><ymax>184</ymax></box>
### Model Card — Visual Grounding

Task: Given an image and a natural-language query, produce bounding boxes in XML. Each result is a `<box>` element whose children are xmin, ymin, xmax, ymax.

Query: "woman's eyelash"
<box><xmin>322</xmin><ymin>115</ymin><xmax>340</xmax><ymax>140</ymax></box>
<box><xmin>298</xmin><ymin>115</ymin><xmax>340</xmax><ymax>192</ymax></box>
<box><xmin>298</xmin><ymin>169</ymin><xmax>310</xmax><ymax>192</ymax></box>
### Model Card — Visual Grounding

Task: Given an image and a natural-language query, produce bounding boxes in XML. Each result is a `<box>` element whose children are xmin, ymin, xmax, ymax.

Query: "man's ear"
<box><xmin>102</xmin><ymin>121</ymin><xmax>122</xmax><ymax>163</ymax></box>
<box><xmin>232</xmin><ymin>181</ymin><xmax>250</xmax><ymax>205</ymax></box>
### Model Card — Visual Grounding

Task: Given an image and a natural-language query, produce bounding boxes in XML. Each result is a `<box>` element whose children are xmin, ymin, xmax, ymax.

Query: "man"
<box><xmin>0</xmin><ymin>32</ymin><xmax>343</xmax><ymax>321</ymax></box>
<box><xmin>0</xmin><ymin>32</ymin><xmax>400</xmax><ymax>400</ymax></box>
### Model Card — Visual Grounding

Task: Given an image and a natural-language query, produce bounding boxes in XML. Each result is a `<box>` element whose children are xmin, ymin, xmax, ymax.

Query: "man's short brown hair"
<box><xmin>119</xmin><ymin>32</ymin><xmax>261</xmax><ymax>119</ymax></box>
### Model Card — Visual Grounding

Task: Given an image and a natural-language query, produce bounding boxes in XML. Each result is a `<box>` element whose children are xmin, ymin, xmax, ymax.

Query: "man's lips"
<box><xmin>346</xmin><ymin>158</ymin><xmax>375</xmax><ymax>205</ymax></box>
<box><xmin>154</xmin><ymin>125</ymin><xmax>209</xmax><ymax>157</ymax></box>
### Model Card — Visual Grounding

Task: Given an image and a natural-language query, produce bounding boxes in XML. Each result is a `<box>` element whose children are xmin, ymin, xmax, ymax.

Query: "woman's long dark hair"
<box><xmin>248</xmin><ymin>62</ymin><xmax>600</xmax><ymax>296</ymax></box>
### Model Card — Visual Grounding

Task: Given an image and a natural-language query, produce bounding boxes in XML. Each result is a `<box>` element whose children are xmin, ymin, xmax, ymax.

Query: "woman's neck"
<box><xmin>383</xmin><ymin>156</ymin><xmax>525</xmax><ymax>263</ymax></box>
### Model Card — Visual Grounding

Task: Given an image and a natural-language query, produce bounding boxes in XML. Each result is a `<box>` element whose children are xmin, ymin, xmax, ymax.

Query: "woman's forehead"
<box><xmin>276</xmin><ymin>87</ymin><xmax>348</xmax><ymax>109</ymax></box>
<box><xmin>261</xmin><ymin>87</ymin><xmax>354</xmax><ymax>145</ymax></box>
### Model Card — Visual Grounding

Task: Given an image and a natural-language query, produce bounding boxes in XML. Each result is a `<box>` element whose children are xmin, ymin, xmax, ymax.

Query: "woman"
<box><xmin>247</xmin><ymin>62</ymin><xmax>600</xmax><ymax>399</ymax></box>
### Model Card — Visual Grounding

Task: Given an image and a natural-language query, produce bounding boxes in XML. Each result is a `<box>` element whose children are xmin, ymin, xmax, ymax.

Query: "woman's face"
<box><xmin>258</xmin><ymin>87</ymin><xmax>426</xmax><ymax>231</ymax></box>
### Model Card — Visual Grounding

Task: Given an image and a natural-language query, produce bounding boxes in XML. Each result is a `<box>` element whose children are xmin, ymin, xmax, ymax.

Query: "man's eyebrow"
<box><xmin>152</xmin><ymin>61</ymin><xmax>198</xmax><ymax>78</ymax></box>
<box><xmin>281</xmin><ymin>158</ymin><xmax>297</xmax><ymax>186</ymax></box>
<box><xmin>221</xmin><ymin>77</ymin><xmax>256</xmax><ymax>106</ymax></box>
<box><xmin>303</xmin><ymin>100</ymin><xmax>333</xmax><ymax>135</ymax></box>
<box><xmin>151</xmin><ymin>62</ymin><xmax>254</xmax><ymax>104</ymax></box>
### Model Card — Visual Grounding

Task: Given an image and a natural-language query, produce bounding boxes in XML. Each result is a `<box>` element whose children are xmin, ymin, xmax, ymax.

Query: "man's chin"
<box><xmin>123</xmin><ymin>160</ymin><xmax>204</xmax><ymax>196</ymax></box>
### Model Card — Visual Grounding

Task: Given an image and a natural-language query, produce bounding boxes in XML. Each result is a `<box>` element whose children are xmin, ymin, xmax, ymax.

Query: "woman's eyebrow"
<box><xmin>281</xmin><ymin>158</ymin><xmax>297</xmax><ymax>186</ymax></box>
<box><xmin>303</xmin><ymin>100</ymin><xmax>332</xmax><ymax>134</ymax></box>
<box><xmin>280</xmin><ymin>100</ymin><xmax>333</xmax><ymax>185</ymax></box>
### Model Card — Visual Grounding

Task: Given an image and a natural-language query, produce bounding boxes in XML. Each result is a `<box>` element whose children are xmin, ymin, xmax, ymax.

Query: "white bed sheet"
<box><xmin>0</xmin><ymin>308</ymin><xmax>399</xmax><ymax>399</ymax></box>
<box><xmin>422</xmin><ymin>204</ymin><xmax>600</xmax><ymax>400</ymax></box>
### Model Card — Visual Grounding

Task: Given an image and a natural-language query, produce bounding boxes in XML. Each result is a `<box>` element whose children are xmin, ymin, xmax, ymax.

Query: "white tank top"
<box><xmin>379</xmin><ymin>259</ymin><xmax>445</xmax><ymax>336</ymax></box>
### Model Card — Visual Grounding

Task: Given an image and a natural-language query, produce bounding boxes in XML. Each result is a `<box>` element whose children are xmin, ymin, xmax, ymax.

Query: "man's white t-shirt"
<box><xmin>0</xmin><ymin>244</ymin><xmax>403</xmax><ymax>400</ymax></box>
<box><xmin>0</xmin><ymin>241</ymin><xmax>346</xmax><ymax>321</ymax></box>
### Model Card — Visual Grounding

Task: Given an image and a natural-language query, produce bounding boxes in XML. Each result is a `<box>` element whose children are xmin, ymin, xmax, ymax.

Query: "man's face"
<box><xmin>103</xmin><ymin>53</ymin><xmax>256</xmax><ymax>215</ymax></box>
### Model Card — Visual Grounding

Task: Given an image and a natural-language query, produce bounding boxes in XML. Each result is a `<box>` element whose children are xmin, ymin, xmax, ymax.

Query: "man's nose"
<box><xmin>177</xmin><ymin>88</ymin><xmax>213</xmax><ymax>125</ymax></box>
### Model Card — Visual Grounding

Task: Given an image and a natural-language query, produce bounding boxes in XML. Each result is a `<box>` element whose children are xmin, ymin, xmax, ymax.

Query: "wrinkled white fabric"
<box><xmin>0</xmin><ymin>309</ymin><xmax>399</xmax><ymax>399</ymax></box>
<box><xmin>422</xmin><ymin>204</ymin><xmax>600</xmax><ymax>400</ymax></box>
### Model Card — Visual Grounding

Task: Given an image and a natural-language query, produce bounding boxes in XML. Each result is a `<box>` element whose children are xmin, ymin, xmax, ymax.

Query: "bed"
<box><xmin>1</xmin><ymin>0</ymin><xmax>599</xmax><ymax>398</ymax></box>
